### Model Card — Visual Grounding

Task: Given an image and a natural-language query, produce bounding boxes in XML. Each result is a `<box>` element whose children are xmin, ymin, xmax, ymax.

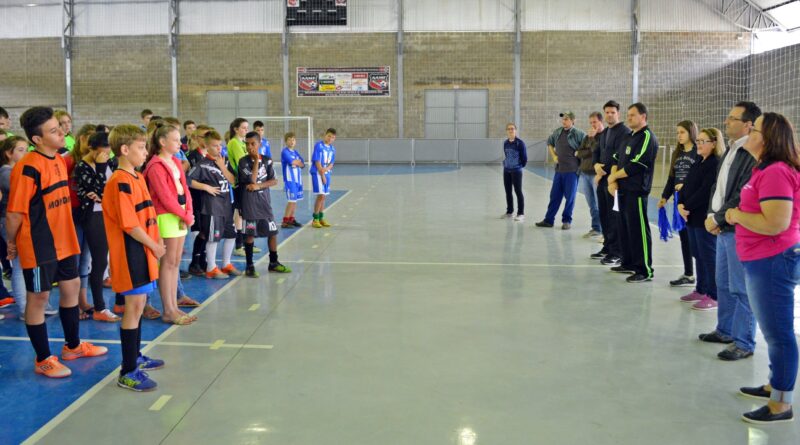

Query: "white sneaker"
<box><xmin>501</xmin><ymin>213</ymin><xmax>513</xmax><ymax>219</ymax></box>
<box><xmin>582</xmin><ymin>229</ymin><xmax>600</xmax><ymax>238</ymax></box>
<box><xmin>513</xmin><ymin>214</ymin><xmax>525</xmax><ymax>222</ymax></box>
<box><xmin>44</xmin><ymin>306</ymin><xmax>58</xmax><ymax>316</ymax></box>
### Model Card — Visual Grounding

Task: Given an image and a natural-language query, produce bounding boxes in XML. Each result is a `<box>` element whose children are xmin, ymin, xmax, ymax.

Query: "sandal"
<box><xmin>79</xmin><ymin>307</ymin><xmax>94</xmax><ymax>321</ymax></box>
<box><xmin>177</xmin><ymin>296</ymin><xmax>200</xmax><ymax>307</ymax></box>
<box><xmin>163</xmin><ymin>314</ymin><xmax>195</xmax><ymax>325</ymax></box>
<box><xmin>142</xmin><ymin>304</ymin><xmax>161</xmax><ymax>320</ymax></box>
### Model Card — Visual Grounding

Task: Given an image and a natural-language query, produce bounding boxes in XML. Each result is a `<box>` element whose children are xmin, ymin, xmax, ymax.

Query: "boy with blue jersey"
<box><xmin>253</xmin><ymin>121</ymin><xmax>272</xmax><ymax>158</ymax></box>
<box><xmin>281</xmin><ymin>132</ymin><xmax>305</xmax><ymax>228</ymax></box>
<box><xmin>310</xmin><ymin>128</ymin><xmax>336</xmax><ymax>228</ymax></box>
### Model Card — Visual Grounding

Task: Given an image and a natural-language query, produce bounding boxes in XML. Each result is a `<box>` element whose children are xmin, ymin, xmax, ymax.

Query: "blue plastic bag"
<box><xmin>672</xmin><ymin>191</ymin><xmax>686</xmax><ymax>232</ymax></box>
<box><xmin>658</xmin><ymin>206</ymin><xmax>673</xmax><ymax>242</ymax></box>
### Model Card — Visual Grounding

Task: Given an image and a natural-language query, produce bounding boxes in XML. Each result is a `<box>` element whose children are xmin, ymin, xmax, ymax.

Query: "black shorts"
<box><xmin>23</xmin><ymin>257</ymin><xmax>79</xmax><ymax>293</ymax></box>
<box><xmin>243</xmin><ymin>219</ymin><xmax>278</xmax><ymax>238</ymax></box>
<box><xmin>232</xmin><ymin>186</ymin><xmax>243</xmax><ymax>211</ymax></box>
<box><xmin>199</xmin><ymin>214</ymin><xmax>237</xmax><ymax>242</ymax></box>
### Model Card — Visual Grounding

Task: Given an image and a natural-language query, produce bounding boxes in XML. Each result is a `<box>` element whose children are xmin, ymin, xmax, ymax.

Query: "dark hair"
<box><xmin>628</xmin><ymin>102</ymin><xmax>648</xmax><ymax>118</ymax></box>
<box><xmin>603</xmin><ymin>100</ymin><xmax>620</xmax><ymax>111</ymax></box>
<box><xmin>0</xmin><ymin>136</ymin><xmax>28</xmax><ymax>166</ymax></box>
<box><xmin>325</xmin><ymin>128</ymin><xmax>337</xmax><ymax>135</ymax></box>
<box><xmin>589</xmin><ymin>111</ymin><xmax>603</xmax><ymax>121</ymax></box>
<box><xmin>71</xmin><ymin>123</ymin><xmax>98</xmax><ymax>165</ymax></box>
<box><xmin>183</xmin><ymin>120</ymin><xmax>195</xmax><ymax>129</ymax></box>
<box><xmin>759</xmin><ymin>112</ymin><xmax>800</xmax><ymax>171</ymax></box>
<box><xmin>141</xmin><ymin>109</ymin><xmax>153</xmax><ymax>118</ymax></box>
<box><xmin>734</xmin><ymin>101</ymin><xmax>762</xmax><ymax>125</ymax></box>
<box><xmin>151</xmin><ymin>115</ymin><xmax>163</xmax><ymax>121</ymax></box>
<box><xmin>245</xmin><ymin>131</ymin><xmax>260</xmax><ymax>141</ymax></box>
<box><xmin>88</xmin><ymin>131</ymin><xmax>109</xmax><ymax>149</ymax></box>
<box><xmin>676</xmin><ymin>120</ymin><xmax>698</xmax><ymax>149</ymax></box>
<box><xmin>0</xmin><ymin>107</ymin><xmax>8</xmax><ymax>119</ymax></box>
<box><xmin>95</xmin><ymin>124</ymin><xmax>110</xmax><ymax>134</ymax></box>
<box><xmin>229</xmin><ymin>118</ymin><xmax>248</xmax><ymax>140</ymax></box>
<box><xmin>284</xmin><ymin>132</ymin><xmax>296</xmax><ymax>142</ymax></box>
<box><xmin>19</xmin><ymin>106</ymin><xmax>54</xmax><ymax>142</ymax></box>
<box><xmin>253</xmin><ymin>120</ymin><xmax>264</xmax><ymax>129</ymax></box>
<box><xmin>204</xmin><ymin>130</ymin><xmax>222</xmax><ymax>142</ymax></box>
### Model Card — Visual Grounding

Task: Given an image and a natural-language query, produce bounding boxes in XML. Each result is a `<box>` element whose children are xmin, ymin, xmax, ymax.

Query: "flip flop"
<box><xmin>163</xmin><ymin>314</ymin><xmax>195</xmax><ymax>325</ymax></box>
<box><xmin>143</xmin><ymin>305</ymin><xmax>161</xmax><ymax>320</ymax></box>
<box><xmin>177</xmin><ymin>296</ymin><xmax>200</xmax><ymax>307</ymax></box>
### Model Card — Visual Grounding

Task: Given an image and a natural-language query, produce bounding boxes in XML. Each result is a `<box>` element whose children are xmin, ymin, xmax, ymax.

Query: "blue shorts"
<box><xmin>311</xmin><ymin>171</ymin><xmax>331</xmax><ymax>195</ymax></box>
<box><xmin>285</xmin><ymin>181</ymin><xmax>304</xmax><ymax>202</ymax></box>
<box><xmin>121</xmin><ymin>280</ymin><xmax>157</xmax><ymax>296</ymax></box>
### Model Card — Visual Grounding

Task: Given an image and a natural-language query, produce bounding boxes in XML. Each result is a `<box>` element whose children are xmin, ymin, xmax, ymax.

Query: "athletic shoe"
<box><xmin>62</xmin><ymin>342</ymin><xmax>108</xmax><ymax>361</ymax></box>
<box><xmin>610</xmin><ymin>266</ymin><xmax>634</xmax><ymax>274</ymax></box>
<box><xmin>291</xmin><ymin>219</ymin><xmax>303</xmax><ymax>227</ymax></box>
<box><xmin>233</xmin><ymin>248</ymin><xmax>246</xmax><ymax>257</ymax></box>
<box><xmin>718</xmin><ymin>344</ymin><xmax>753</xmax><ymax>361</ymax></box>
<box><xmin>0</xmin><ymin>297</ymin><xmax>15</xmax><ymax>308</ymax></box>
<box><xmin>582</xmin><ymin>229</ymin><xmax>600</xmax><ymax>239</ymax></box>
<box><xmin>320</xmin><ymin>219</ymin><xmax>331</xmax><ymax>227</ymax></box>
<box><xmin>137</xmin><ymin>354</ymin><xmax>165</xmax><ymax>371</ymax></box>
<box><xmin>312</xmin><ymin>220</ymin><xmax>323</xmax><ymax>228</ymax></box>
<box><xmin>534</xmin><ymin>221</ymin><xmax>553</xmax><ymax>228</ymax></box>
<box><xmin>93</xmin><ymin>309</ymin><xmax>121</xmax><ymax>322</ymax></box>
<box><xmin>3</xmin><ymin>269</ymin><xmax>11</xmax><ymax>280</ymax></box>
<box><xmin>205</xmin><ymin>267</ymin><xmax>229</xmax><ymax>280</ymax></box>
<box><xmin>626</xmin><ymin>274</ymin><xmax>652</xmax><ymax>283</ymax></box>
<box><xmin>561</xmin><ymin>223</ymin><xmax>571</xmax><ymax>230</ymax></box>
<box><xmin>590</xmin><ymin>250</ymin><xmax>607</xmax><ymax>260</ymax></box>
<box><xmin>513</xmin><ymin>214</ymin><xmax>525</xmax><ymax>222</ymax></box>
<box><xmin>221</xmin><ymin>264</ymin><xmax>243</xmax><ymax>277</ymax></box>
<box><xmin>739</xmin><ymin>386</ymin><xmax>771</xmax><ymax>401</ymax></box>
<box><xmin>44</xmin><ymin>306</ymin><xmax>59</xmax><ymax>316</ymax></box>
<box><xmin>35</xmin><ymin>355</ymin><xmax>72</xmax><ymax>378</ymax></box>
<box><xmin>188</xmin><ymin>263</ymin><xmax>205</xmax><ymax>277</ymax></box>
<box><xmin>245</xmin><ymin>268</ymin><xmax>260</xmax><ymax>278</ymax></box>
<box><xmin>268</xmin><ymin>262</ymin><xmax>292</xmax><ymax>273</ymax></box>
<box><xmin>669</xmin><ymin>275</ymin><xmax>696</xmax><ymax>287</ymax></box>
<box><xmin>113</xmin><ymin>304</ymin><xmax>125</xmax><ymax>315</ymax></box>
<box><xmin>742</xmin><ymin>406</ymin><xmax>794</xmax><ymax>425</ymax></box>
<box><xmin>179</xmin><ymin>270</ymin><xmax>191</xmax><ymax>280</ymax></box>
<box><xmin>253</xmin><ymin>246</ymin><xmax>262</xmax><ymax>253</ymax></box>
<box><xmin>501</xmin><ymin>213</ymin><xmax>513</xmax><ymax>219</ymax></box>
<box><xmin>680</xmin><ymin>290</ymin><xmax>704</xmax><ymax>303</ymax></box>
<box><xmin>600</xmin><ymin>256</ymin><xmax>621</xmax><ymax>266</ymax></box>
<box><xmin>117</xmin><ymin>368</ymin><xmax>157</xmax><ymax>392</ymax></box>
<box><xmin>698</xmin><ymin>330</ymin><xmax>734</xmax><ymax>344</ymax></box>
<box><xmin>0</xmin><ymin>314</ymin><xmax>3</xmax><ymax>320</ymax></box>
<box><xmin>691</xmin><ymin>296</ymin><xmax>718</xmax><ymax>311</ymax></box>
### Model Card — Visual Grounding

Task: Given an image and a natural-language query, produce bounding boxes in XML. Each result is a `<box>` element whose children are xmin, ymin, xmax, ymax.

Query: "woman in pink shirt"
<box><xmin>143</xmin><ymin>123</ymin><xmax>195</xmax><ymax>325</ymax></box>
<box><xmin>725</xmin><ymin>112</ymin><xmax>800</xmax><ymax>424</ymax></box>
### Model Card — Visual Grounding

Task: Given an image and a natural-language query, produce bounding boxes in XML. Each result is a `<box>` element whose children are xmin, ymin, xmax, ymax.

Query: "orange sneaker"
<box><xmin>113</xmin><ymin>304</ymin><xmax>125</xmax><ymax>315</ymax></box>
<box><xmin>62</xmin><ymin>342</ymin><xmax>108</xmax><ymax>361</ymax></box>
<box><xmin>206</xmin><ymin>267</ymin><xmax>229</xmax><ymax>280</ymax></box>
<box><xmin>221</xmin><ymin>264</ymin><xmax>243</xmax><ymax>276</ymax></box>
<box><xmin>35</xmin><ymin>355</ymin><xmax>72</xmax><ymax>378</ymax></box>
<box><xmin>0</xmin><ymin>297</ymin><xmax>15</xmax><ymax>308</ymax></box>
<box><xmin>93</xmin><ymin>309</ymin><xmax>121</xmax><ymax>323</ymax></box>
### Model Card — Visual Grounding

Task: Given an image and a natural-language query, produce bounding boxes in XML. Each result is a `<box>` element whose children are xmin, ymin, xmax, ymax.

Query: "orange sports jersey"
<box><xmin>7</xmin><ymin>151</ymin><xmax>80</xmax><ymax>269</ymax></box>
<box><xmin>102</xmin><ymin>170</ymin><xmax>160</xmax><ymax>293</ymax></box>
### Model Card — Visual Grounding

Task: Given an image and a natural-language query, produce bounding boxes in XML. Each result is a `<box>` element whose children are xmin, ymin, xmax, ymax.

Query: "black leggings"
<box><xmin>503</xmin><ymin>169</ymin><xmax>524</xmax><ymax>215</ymax></box>
<box><xmin>85</xmin><ymin>211</ymin><xmax>110</xmax><ymax>312</ymax></box>
<box><xmin>678</xmin><ymin>227</ymin><xmax>693</xmax><ymax>277</ymax></box>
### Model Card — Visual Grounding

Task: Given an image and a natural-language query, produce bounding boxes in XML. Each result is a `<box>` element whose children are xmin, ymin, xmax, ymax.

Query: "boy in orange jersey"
<box><xmin>104</xmin><ymin>124</ymin><xmax>167</xmax><ymax>391</ymax></box>
<box><xmin>7</xmin><ymin>107</ymin><xmax>107</xmax><ymax>378</ymax></box>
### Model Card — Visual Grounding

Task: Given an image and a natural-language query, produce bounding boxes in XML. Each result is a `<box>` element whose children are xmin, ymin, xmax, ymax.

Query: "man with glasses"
<box><xmin>698</xmin><ymin>101</ymin><xmax>762</xmax><ymax>361</ymax></box>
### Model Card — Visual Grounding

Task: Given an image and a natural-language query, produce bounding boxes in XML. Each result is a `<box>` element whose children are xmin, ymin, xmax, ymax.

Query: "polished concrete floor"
<box><xmin>27</xmin><ymin>165</ymin><xmax>800</xmax><ymax>445</ymax></box>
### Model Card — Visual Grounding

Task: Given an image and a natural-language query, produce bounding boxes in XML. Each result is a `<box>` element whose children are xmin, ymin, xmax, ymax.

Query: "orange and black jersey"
<box><xmin>102</xmin><ymin>170</ymin><xmax>160</xmax><ymax>293</ymax></box>
<box><xmin>8</xmin><ymin>151</ymin><xmax>80</xmax><ymax>269</ymax></box>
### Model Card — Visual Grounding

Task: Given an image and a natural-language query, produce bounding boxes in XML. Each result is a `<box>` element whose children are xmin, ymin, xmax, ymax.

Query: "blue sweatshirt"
<box><xmin>503</xmin><ymin>138</ymin><xmax>528</xmax><ymax>170</ymax></box>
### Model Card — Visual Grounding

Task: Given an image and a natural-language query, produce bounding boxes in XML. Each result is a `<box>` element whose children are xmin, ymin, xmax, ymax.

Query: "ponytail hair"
<box><xmin>228</xmin><ymin>118</ymin><xmax>247</xmax><ymax>142</ymax></box>
<box><xmin>146</xmin><ymin>120</ymin><xmax>178</xmax><ymax>165</ymax></box>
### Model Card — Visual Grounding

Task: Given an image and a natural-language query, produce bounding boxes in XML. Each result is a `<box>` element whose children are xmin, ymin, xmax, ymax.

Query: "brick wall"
<box><xmin>0</xmin><ymin>38</ymin><xmax>65</xmax><ymax>134</ymax></box>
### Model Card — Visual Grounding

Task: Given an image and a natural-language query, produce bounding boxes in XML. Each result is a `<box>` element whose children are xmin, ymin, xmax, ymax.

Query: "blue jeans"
<box><xmin>544</xmin><ymin>171</ymin><xmax>579</xmax><ymax>224</ymax></box>
<box><xmin>716</xmin><ymin>232</ymin><xmax>756</xmax><ymax>351</ymax></box>
<box><xmin>74</xmin><ymin>219</ymin><xmax>91</xmax><ymax>291</ymax></box>
<box><xmin>687</xmin><ymin>226</ymin><xmax>717</xmax><ymax>299</ymax></box>
<box><xmin>1</xmin><ymin>218</ymin><xmax>27</xmax><ymax>311</ymax></box>
<box><xmin>577</xmin><ymin>172</ymin><xmax>601</xmax><ymax>232</ymax></box>
<box><xmin>743</xmin><ymin>244</ymin><xmax>800</xmax><ymax>404</ymax></box>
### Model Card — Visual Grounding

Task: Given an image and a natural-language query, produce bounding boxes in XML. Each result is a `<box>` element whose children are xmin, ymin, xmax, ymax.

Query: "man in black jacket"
<box><xmin>698</xmin><ymin>101</ymin><xmax>761</xmax><ymax>361</ymax></box>
<box><xmin>607</xmin><ymin>103</ymin><xmax>658</xmax><ymax>283</ymax></box>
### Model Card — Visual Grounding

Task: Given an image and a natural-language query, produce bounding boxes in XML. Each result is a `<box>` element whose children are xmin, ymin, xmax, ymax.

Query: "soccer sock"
<box><xmin>26</xmin><ymin>323</ymin><xmax>51</xmax><ymax>362</ymax></box>
<box><xmin>269</xmin><ymin>251</ymin><xmax>278</xmax><ymax>264</ymax></box>
<box><xmin>136</xmin><ymin>317</ymin><xmax>143</xmax><ymax>355</ymax></box>
<box><xmin>319</xmin><ymin>212</ymin><xmax>324</xmax><ymax>221</ymax></box>
<box><xmin>205</xmin><ymin>240</ymin><xmax>219</xmax><ymax>272</ymax></box>
<box><xmin>191</xmin><ymin>235</ymin><xmax>205</xmax><ymax>266</ymax></box>
<box><xmin>120</xmin><ymin>327</ymin><xmax>138</xmax><ymax>375</ymax></box>
<box><xmin>313</xmin><ymin>212</ymin><xmax>319</xmax><ymax>221</ymax></box>
<box><xmin>235</xmin><ymin>231</ymin><xmax>243</xmax><ymax>250</ymax></box>
<box><xmin>115</xmin><ymin>293</ymin><xmax>124</xmax><ymax>307</ymax></box>
<box><xmin>221</xmin><ymin>238</ymin><xmax>236</xmax><ymax>267</ymax></box>
<box><xmin>59</xmin><ymin>305</ymin><xmax>80</xmax><ymax>349</ymax></box>
<box><xmin>245</xmin><ymin>242</ymin><xmax>254</xmax><ymax>269</ymax></box>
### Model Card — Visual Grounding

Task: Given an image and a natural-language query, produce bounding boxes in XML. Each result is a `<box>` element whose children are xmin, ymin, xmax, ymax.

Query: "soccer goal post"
<box><xmin>241</xmin><ymin>116</ymin><xmax>314</xmax><ymax>196</ymax></box>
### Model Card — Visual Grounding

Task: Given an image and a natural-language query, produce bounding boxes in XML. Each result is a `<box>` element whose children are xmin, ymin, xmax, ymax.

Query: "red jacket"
<box><xmin>142</xmin><ymin>154</ymin><xmax>193</xmax><ymax>223</ymax></box>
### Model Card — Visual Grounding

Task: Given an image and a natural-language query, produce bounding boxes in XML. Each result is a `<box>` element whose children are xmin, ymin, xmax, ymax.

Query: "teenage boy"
<box><xmin>281</xmin><ymin>132</ymin><xmax>305</xmax><ymax>228</ymax></box>
<box><xmin>310</xmin><ymin>128</ymin><xmax>336</xmax><ymax>228</ymax></box>
<box><xmin>140</xmin><ymin>109</ymin><xmax>153</xmax><ymax>131</ymax></box>
<box><xmin>239</xmin><ymin>132</ymin><xmax>291</xmax><ymax>277</ymax></box>
<box><xmin>253</xmin><ymin>120</ymin><xmax>272</xmax><ymax>157</ymax></box>
<box><xmin>104</xmin><ymin>124</ymin><xmax>166</xmax><ymax>391</ymax></box>
<box><xmin>187</xmin><ymin>130</ymin><xmax>240</xmax><ymax>279</ymax></box>
<box><xmin>7</xmin><ymin>106</ymin><xmax>107</xmax><ymax>378</ymax></box>
<box><xmin>181</xmin><ymin>120</ymin><xmax>196</xmax><ymax>152</ymax></box>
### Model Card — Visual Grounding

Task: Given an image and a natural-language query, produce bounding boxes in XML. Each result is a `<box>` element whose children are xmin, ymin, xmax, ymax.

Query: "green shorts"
<box><xmin>157</xmin><ymin>212</ymin><xmax>187</xmax><ymax>239</ymax></box>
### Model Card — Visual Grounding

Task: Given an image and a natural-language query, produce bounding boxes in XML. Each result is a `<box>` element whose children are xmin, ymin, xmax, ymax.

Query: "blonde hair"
<box><xmin>109</xmin><ymin>124</ymin><xmax>146</xmax><ymax>157</ymax></box>
<box><xmin>699</xmin><ymin>128</ymin><xmax>725</xmax><ymax>158</ymax></box>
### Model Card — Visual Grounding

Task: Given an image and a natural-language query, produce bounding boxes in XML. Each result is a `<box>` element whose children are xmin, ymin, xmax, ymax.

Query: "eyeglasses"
<box><xmin>696</xmin><ymin>139</ymin><xmax>715</xmax><ymax>144</ymax></box>
<box><xmin>725</xmin><ymin>116</ymin><xmax>744</xmax><ymax>122</ymax></box>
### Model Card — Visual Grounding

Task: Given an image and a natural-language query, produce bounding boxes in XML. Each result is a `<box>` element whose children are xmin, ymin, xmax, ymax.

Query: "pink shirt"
<box><xmin>736</xmin><ymin>161</ymin><xmax>800</xmax><ymax>261</ymax></box>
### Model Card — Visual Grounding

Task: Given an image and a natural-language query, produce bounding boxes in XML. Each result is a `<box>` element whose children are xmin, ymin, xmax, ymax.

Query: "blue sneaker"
<box><xmin>137</xmin><ymin>355</ymin><xmax>165</xmax><ymax>371</ymax></box>
<box><xmin>117</xmin><ymin>368</ymin><xmax>157</xmax><ymax>392</ymax></box>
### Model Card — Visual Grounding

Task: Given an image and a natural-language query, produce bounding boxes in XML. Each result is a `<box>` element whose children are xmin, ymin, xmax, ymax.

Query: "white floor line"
<box><xmin>0</xmin><ymin>337</ymin><xmax>276</xmax><ymax>349</ymax></box>
<box><xmin>282</xmin><ymin>260</ymin><xmax>685</xmax><ymax>268</ymax></box>
<box><xmin>22</xmin><ymin>190</ymin><xmax>353</xmax><ymax>445</ymax></box>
